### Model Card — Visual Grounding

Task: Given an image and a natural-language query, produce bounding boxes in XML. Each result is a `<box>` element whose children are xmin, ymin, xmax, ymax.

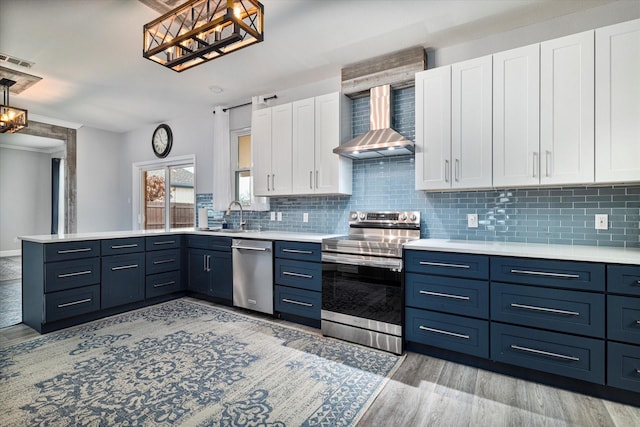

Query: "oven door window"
<box><xmin>322</xmin><ymin>262</ymin><xmax>402</xmax><ymax>325</ymax></box>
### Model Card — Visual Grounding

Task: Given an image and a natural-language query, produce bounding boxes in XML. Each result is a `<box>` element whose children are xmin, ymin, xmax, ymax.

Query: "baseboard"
<box><xmin>0</xmin><ymin>250</ymin><xmax>21</xmax><ymax>257</ymax></box>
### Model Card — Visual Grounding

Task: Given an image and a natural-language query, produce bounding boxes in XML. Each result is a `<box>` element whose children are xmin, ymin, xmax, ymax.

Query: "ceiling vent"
<box><xmin>0</xmin><ymin>53</ymin><xmax>34</xmax><ymax>69</ymax></box>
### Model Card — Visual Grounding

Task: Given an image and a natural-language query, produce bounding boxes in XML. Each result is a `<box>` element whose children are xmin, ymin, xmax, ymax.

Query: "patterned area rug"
<box><xmin>0</xmin><ymin>299</ymin><xmax>404</xmax><ymax>426</ymax></box>
<box><xmin>0</xmin><ymin>256</ymin><xmax>21</xmax><ymax>283</ymax></box>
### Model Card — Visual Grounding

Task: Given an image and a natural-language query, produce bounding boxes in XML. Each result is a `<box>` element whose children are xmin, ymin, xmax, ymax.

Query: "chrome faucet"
<box><xmin>225</xmin><ymin>200</ymin><xmax>246</xmax><ymax>230</ymax></box>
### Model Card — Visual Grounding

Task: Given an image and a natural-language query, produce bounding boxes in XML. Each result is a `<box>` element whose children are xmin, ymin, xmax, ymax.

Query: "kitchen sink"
<box><xmin>202</xmin><ymin>228</ymin><xmax>251</xmax><ymax>233</ymax></box>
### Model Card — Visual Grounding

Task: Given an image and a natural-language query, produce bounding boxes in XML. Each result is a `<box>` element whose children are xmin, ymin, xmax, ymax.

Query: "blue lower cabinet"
<box><xmin>146</xmin><ymin>249</ymin><xmax>181</xmax><ymax>275</ymax></box>
<box><xmin>275</xmin><ymin>259</ymin><xmax>321</xmax><ymax>291</ymax></box>
<box><xmin>607</xmin><ymin>265</ymin><xmax>640</xmax><ymax>296</ymax></box>
<box><xmin>405</xmin><ymin>307</ymin><xmax>489</xmax><ymax>358</ymax></box>
<box><xmin>146</xmin><ymin>270</ymin><xmax>183</xmax><ymax>298</ymax></box>
<box><xmin>101</xmin><ymin>253</ymin><xmax>145</xmax><ymax>309</ymax></box>
<box><xmin>274</xmin><ymin>285</ymin><xmax>321</xmax><ymax>320</ymax></box>
<box><xmin>607</xmin><ymin>295</ymin><xmax>640</xmax><ymax>345</ymax></box>
<box><xmin>491</xmin><ymin>323</ymin><xmax>605</xmax><ymax>384</ymax></box>
<box><xmin>405</xmin><ymin>250</ymin><xmax>489</xmax><ymax>279</ymax></box>
<box><xmin>607</xmin><ymin>341</ymin><xmax>640</xmax><ymax>393</ymax></box>
<box><xmin>44</xmin><ymin>257</ymin><xmax>101</xmax><ymax>293</ymax></box>
<box><xmin>44</xmin><ymin>285</ymin><xmax>101</xmax><ymax>322</ymax></box>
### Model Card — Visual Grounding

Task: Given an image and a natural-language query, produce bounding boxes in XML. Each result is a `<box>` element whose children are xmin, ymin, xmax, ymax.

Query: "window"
<box><xmin>235</xmin><ymin>133</ymin><xmax>252</xmax><ymax>206</ymax></box>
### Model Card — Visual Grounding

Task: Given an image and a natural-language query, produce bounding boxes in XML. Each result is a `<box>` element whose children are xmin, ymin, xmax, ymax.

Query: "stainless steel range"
<box><xmin>321</xmin><ymin>211</ymin><xmax>421</xmax><ymax>354</ymax></box>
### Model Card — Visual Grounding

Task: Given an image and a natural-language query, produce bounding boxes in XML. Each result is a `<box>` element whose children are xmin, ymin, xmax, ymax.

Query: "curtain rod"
<box><xmin>213</xmin><ymin>94</ymin><xmax>278</xmax><ymax>113</ymax></box>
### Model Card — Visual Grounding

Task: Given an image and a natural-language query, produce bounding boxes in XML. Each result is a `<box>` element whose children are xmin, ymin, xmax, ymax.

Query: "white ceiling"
<box><xmin>0</xmin><ymin>0</ymin><xmax>621</xmax><ymax>134</ymax></box>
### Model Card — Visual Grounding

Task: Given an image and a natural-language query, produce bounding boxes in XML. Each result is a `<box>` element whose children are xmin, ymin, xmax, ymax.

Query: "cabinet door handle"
<box><xmin>111</xmin><ymin>264</ymin><xmax>139</xmax><ymax>271</ymax></box>
<box><xmin>282</xmin><ymin>249</ymin><xmax>313</xmax><ymax>255</ymax></box>
<box><xmin>206</xmin><ymin>255</ymin><xmax>211</xmax><ymax>272</ymax></box>
<box><xmin>635</xmin><ymin>280</ymin><xmax>640</xmax><ymax>286</ymax></box>
<box><xmin>111</xmin><ymin>243</ymin><xmax>138</xmax><ymax>249</ymax></box>
<box><xmin>545</xmin><ymin>150</ymin><xmax>551</xmax><ymax>177</ymax></box>
<box><xmin>153</xmin><ymin>240</ymin><xmax>175</xmax><ymax>246</ymax></box>
<box><xmin>510</xmin><ymin>344</ymin><xmax>579</xmax><ymax>362</ymax></box>
<box><xmin>419</xmin><ymin>261</ymin><xmax>470</xmax><ymax>269</ymax></box>
<box><xmin>510</xmin><ymin>269</ymin><xmax>580</xmax><ymax>279</ymax></box>
<box><xmin>510</xmin><ymin>303</ymin><xmax>580</xmax><ymax>316</ymax></box>
<box><xmin>533</xmin><ymin>152</ymin><xmax>538</xmax><ymax>178</ymax></box>
<box><xmin>636</xmin><ymin>369</ymin><xmax>640</xmax><ymax>375</ymax></box>
<box><xmin>454</xmin><ymin>158</ymin><xmax>460</xmax><ymax>182</ymax></box>
<box><xmin>58</xmin><ymin>270</ymin><xmax>92</xmax><ymax>278</ymax></box>
<box><xmin>154</xmin><ymin>280</ymin><xmax>176</xmax><ymax>288</ymax></box>
<box><xmin>283</xmin><ymin>271</ymin><xmax>313</xmax><ymax>279</ymax></box>
<box><xmin>58</xmin><ymin>298</ymin><xmax>92</xmax><ymax>308</ymax></box>
<box><xmin>282</xmin><ymin>298</ymin><xmax>313</xmax><ymax>307</ymax></box>
<box><xmin>203</xmin><ymin>255</ymin><xmax>207</xmax><ymax>272</ymax></box>
<box><xmin>272</xmin><ymin>174</ymin><xmax>275</xmax><ymax>191</ymax></box>
<box><xmin>315</xmin><ymin>170</ymin><xmax>319</xmax><ymax>189</ymax></box>
<box><xmin>267</xmin><ymin>174</ymin><xmax>271</xmax><ymax>191</ymax></box>
<box><xmin>57</xmin><ymin>248</ymin><xmax>92</xmax><ymax>254</ymax></box>
<box><xmin>444</xmin><ymin>160</ymin><xmax>450</xmax><ymax>183</ymax></box>
<box><xmin>419</xmin><ymin>325</ymin><xmax>469</xmax><ymax>340</ymax></box>
<box><xmin>310</xmin><ymin>171</ymin><xmax>313</xmax><ymax>189</ymax></box>
<box><xmin>153</xmin><ymin>259</ymin><xmax>175</xmax><ymax>265</ymax></box>
<box><xmin>419</xmin><ymin>290</ymin><xmax>470</xmax><ymax>301</ymax></box>
<box><xmin>635</xmin><ymin>320</ymin><xmax>640</xmax><ymax>325</ymax></box>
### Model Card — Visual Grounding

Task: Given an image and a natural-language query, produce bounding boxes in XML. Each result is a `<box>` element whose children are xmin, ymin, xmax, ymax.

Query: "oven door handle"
<box><xmin>322</xmin><ymin>253</ymin><xmax>402</xmax><ymax>270</ymax></box>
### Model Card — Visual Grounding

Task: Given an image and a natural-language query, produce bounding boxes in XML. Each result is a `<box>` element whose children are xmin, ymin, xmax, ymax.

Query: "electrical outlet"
<box><xmin>277</xmin><ymin>212</ymin><xmax>283</xmax><ymax>221</ymax></box>
<box><xmin>270</xmin><ymin>212</ymin><xmax>276</xmax><ymax>221</ymax></box>
<box><xmin>595</xmin><ymin>214</ymin><xmax>608</xmax><ymax>230</ymax></box>
<box><xmin>303</xmin><ymin>213</ymin><xmax>309</xmax><ymax>223</ymax></box>
<box><xmin>467</xmin><ymin>213</ymin><xmax>478</xmax><ymax>228</ymax></box>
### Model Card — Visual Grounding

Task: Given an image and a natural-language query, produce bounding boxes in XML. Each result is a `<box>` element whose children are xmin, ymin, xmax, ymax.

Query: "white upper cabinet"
<box><xmin>493</xmin><ymin>44</ymin><xmax>540</xmax><ymax>187</ymax></box>
<box><xmin>415</xmin><ymin>66</ymin><xmax>452</xmax><ymax>190</ymax></box>
<box><xmin>291</xmin><ymin>97</ymin><xmax>316</xmax><ymax>194</ymax></box>
<box><xmin>252</xmin><ymin>104</ymin><xmax>293</xmax><ymax>196</ymax></box>
<box><xmin>251</xmin><ymin>107</ymin><xmax>272</xmax><ymax>197</ymax></box>
<box><xmin>451</xmin><ymin>55</ymin><xmax>493</xmax><ymax>189</ymax></box>
<box><xmin>540</xmin><ymin>31</ymin><xmax>595</xmax><ymax>185</ymax></box>
<box><xmin>595</xmin><ymin>18</ymin><xmax>640</xmax><ymax>183</ymax></box>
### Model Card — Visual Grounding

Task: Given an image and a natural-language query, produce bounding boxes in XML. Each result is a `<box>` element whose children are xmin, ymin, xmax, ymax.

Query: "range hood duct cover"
<box><xmin>333</xmin><ymin>85</ymin><xmax>414</xmax><ymax>160</ymax></box>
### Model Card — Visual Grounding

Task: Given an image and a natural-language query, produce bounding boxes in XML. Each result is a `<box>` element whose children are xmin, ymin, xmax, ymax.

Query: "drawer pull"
<box><xmin>510</xmin><ymin>303</ymin><xmax>580</xmax><ymax>317</ymax></box>
<box><xmin>111</xmin><ymin>244</ymin><xmax>138</xmax><ymax>249</ymax></box>
<box><xmin>111</xmin><ymin>264</ymin><xmax>139</xmax><ymax>271</ymax></box>
<box><xmin>636</xmin><ymin>281</ymin><xmax>640</xmax><ymax>285</ymax></box>
<box><xmin>57</xmin><ymin>248</ymin><xmax>92</xmax><ymax>254</ymax></box>
<box><xmin>636</xmin><ymin>369</ymin><xmax>640</xmax><ymax>375</ymax></box>
<box><xmin>419</xmin><ymin>261</ymin><xmax>470</xmax><ymax>269</ymax></box>
<box><xmin>58</xmin><ymin>298</ymin><xmax>92</xmax><ymax>308</ymax></box>
<box><xmin>419</xmin><ymin>325</ymin><xmax>470</xmax><ymax>340</ymax></box>
<box><xmin>510</xmin><ymin>344</ymin><xmax>579</xmax><ymax>361</ymax></box>
<box><xmin>282</xmin><ymin>249</ymin><xmax>313</xmax><ymax>255</ymax></box>
<box><xmin>419</xmin><ymin>290</ymin><xmax>470</xmax><ymax>301</ymax></box>
<box><xmin>153</xmin><ymin>240</ymin><xmax>175</xmax><ymax>246</ymax></box>
<box><xmin>58</xmin><ymin>270</ymin><xmax>92</xmax><ymax>278</ymax></box>
<box><xmin>282</xmin><ymin>298</ymin><xmax>313</xmax><ymax>307</ymax></box>
<box><xmin>510</xmin><ymin>269</ymin><xmax>580</xmax><ymax>279</ymax></box>
<box><xmin>636</xmin><ymin>320</ymin><xmax>640</xmax><ymax>325</ymax></box>
<box><xmin>154</xmin><ymin>281</ymin><xmax>176</xmax><ymax>288</ymax></box>
<box><xmin>283</xmin><ymin>271</ymin><xmax>313</xmax><ymax>279</ymax></box>
<box><xmin>153</xmin><ymin>259</ymin><xmax>175</xmax><ymax>265</ymax></box>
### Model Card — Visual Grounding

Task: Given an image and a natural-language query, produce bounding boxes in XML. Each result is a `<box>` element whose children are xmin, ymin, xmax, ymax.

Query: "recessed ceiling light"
<box><xmin>209</xmin><ymin>85</ymin><xmax>223</xmax><ymax>94</ymax></box>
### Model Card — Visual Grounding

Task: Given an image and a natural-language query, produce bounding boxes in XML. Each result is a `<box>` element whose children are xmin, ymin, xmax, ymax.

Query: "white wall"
<box><xmin>0</xmin><ymin>147</ymin><xmax>51</xmax><ymax>254</ymax></box>
<box><xmin>76</xmin><ymin>127</ymin><xmax>128</xmax><ymax>232</ymax></box>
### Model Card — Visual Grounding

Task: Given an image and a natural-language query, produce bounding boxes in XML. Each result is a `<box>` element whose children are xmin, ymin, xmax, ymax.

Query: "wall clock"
<box><xmin>152</xmin><ymin>124</ymin><xmax>173</xmax><ymax>158</ymax></box>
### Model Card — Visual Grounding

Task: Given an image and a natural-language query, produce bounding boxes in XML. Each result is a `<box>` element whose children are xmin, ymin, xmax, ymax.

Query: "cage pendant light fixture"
<box><xmin>0</xmin><ymin>78</ymin><xmax>28</xmax><ymax>134</ymax></box>
<box><xmin>143</xmin><ymin>0</ymin><xmax>264</xmax><ymax>72</ymax></box>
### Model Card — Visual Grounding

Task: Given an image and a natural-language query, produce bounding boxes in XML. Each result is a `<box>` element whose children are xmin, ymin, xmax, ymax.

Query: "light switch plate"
<box><xmin>595</xmin><ymin>214</ymin><xmax>608</xmax><ymax>230</ymax></box>
<box><xmin>303</xmin><ymin>213</ymin><xmax>309</xmax><ymax>223</ymax></box>
<box><xmin>270</xmin><ymin>212</ymin><xmax>276</xmax><ymax>221</ymax></box>
<box><xmin>277</xmin><ymin>212</ymin><xmax>283</xmax><ymax>221</ymax></box>
<box><xmin>467</xmin><ymin>213</ymin><xmax>478</xmax><ymax>228</ymax></box>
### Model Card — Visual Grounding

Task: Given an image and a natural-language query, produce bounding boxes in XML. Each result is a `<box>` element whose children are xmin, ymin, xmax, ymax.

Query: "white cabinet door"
<box><xmin>541</xmin><ymin>31</ymin><xmax>595</xmax><ymax>185</ymax></box>
<box><xmin>415</xmin><ymin>66</ymin><xmax>452</xmax><ymax>190</ymax></box>
<box><xmin>270</xmin><ymin>103</ymin><xmax>293</xmax><ymax>196</ymax></box>
<box><xmin>452</xmin><ymin>56</ymin><xmax>492</xmax><ymax>189</ymax></box>
<box><xmin>251</xmin><ymin>108</ymin><xmax>272</xmax><ymax>197</ymax></box>
<box><xmin>314</xmin><ymin>92</ymin><xmax>352</xmax><ymax>195</ymax></box>
<box><xmin>291</xmin><ymin>97</ymin><xmax>316</xmax><ymax>194</ymax></box>
<box><xmin>595</xmin><ymin>18</ymin><xmax>640</xmax><ymax>183</ymax></box>
<box><xmin>493</xmin><ymin>44</ymin><xmax>540</xmax><ymax>187</ymax></box>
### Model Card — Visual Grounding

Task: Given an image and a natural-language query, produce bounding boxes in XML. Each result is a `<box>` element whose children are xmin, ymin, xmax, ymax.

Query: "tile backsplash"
<box><xmin>210</xmin><ymin>87</ymin><xmax>639</xmax><ymax>248</ymax></box>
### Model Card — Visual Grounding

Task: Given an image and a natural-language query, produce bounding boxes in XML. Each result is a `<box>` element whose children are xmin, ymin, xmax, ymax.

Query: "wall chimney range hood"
<box><xmin>333</xmin><ymin>85</ymin><xmax>414</xmax><ymax>159</ymax></box>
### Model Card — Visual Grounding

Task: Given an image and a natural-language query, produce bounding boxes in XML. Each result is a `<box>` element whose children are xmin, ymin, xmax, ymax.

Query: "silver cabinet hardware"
<box><xmin>419</xmin><ymin>290</ymin><xmax>470</xmax><ymax>301</ymax></box>
<box><xmin>510</xmin><ymin>303</ymin><xmax>580</xmax><ymax>316</ymax></box>
<box><xmin>444</xmin><ymin>160</ymin><xmax>450</xmax><ymax>183</ymax></box>
<box><xmin>111</xmin><ymin>264</ymin><xmax>139</xmax><ymax>271</ymax></box>
<box><xmin>636</xmin><ymin>320</ymin><xmax>640</xmax><ymax>325</ymax></box>
<box><xmin>309</xmin><ymin>171</ymin><xmax>313</xmax><ymax>189</ymax></box>
<box><xmin>533</xmin><ymin>152</ymin><xmax>538</xmax><ymax>178</ymax></box>
<box><xmin>154</xmin><ymin>281</ymin><xmax>176</xmax><ymax>288</ymax></box>
<box><xmin>111</xmin><ymin>244</ymin><xmax>138</xmax><ymax>249</ymax></box>
<box><xmin>206</xmin><ymin>255</ymin><xmax>211</xmax><ymax>272</ymax></box>
<box><xmin>635</xmin><ymin>280</ymin><xmax>640</xmax><ymax>285</ymax></box>
<box><xmin>267</xmin><ymin>174</ymin><xmax>271</xmax><ymax>191</ymax></box>
<box><xmin>203</xmin><ymin>255</ymin><xmax>207</xmax><ymax>272</ymax></box>
<box><xmin>58</xmin><ymin>298</ymin><xmax>91</xmax><ymax>308</ymax></box>
<box><xmin>282</xmin><ymin>249</ymin><xmax>313</xmax><ymax>254</ymax></box>
<box><xmin>419</xmin><ymin>261</ymin><xmax>470</xmax><ymax>269</ymax></box>
<box><xmin>283</xmin><ymin>271</ymin><xmax>313</xmax><ymax>279</ymax></box>
<box><xmin>315</xmin><ymin>170</ymin><xmax>319</xmax><ymax>189</ymax></box>
<box><xmin>545</xmin><ymin>150</ymin><xmax>551</xmax><ymax>177</ymax></box>
<box><xmin>511</xmin><ymin>344</ymin><xmax>579</xmax><ymax>361</ymax></box>
<box><xmin>57</xmin><ymin>248</ymin><xmax>92</xmax><ymax>254</ymax></box>
<box><xmin>58</xmin><ymin>270</ymin><xmax>92</xmax><ymax>278</ymax></box>
<box><xmin>636</xmin><ymin>369</ymin><xmax>640</xmax><ymax>375</ymax></box>
<box><xmin>153</xmin><ymin>240</ymin><xmax>175</xmax><ymax>246</ymax></box>
<box><xmin>272</xmin><ymin>174</ymin><xmax>275</xmax><ymax>191</ymax></box>
<box><xmin>455</xmin><ymin>158</ymin><xmax>460</xmax><ymax>182</ymax></box>
<box><xmin>232</xmin><ymin>245</ymin><xmax>270</xmax><ymax>252</ymax></box>
<box><xmin>510</xmin><ymin>269</ymin><xmax>580</xmax><ymax>279</ymax></box>
<box><xmin>419</xmin><ymin>325</ymin><xmax>470</xmax><ymax>339</ymax></box>
<box><xmin>153</xmin><ymin>259</ymin><xmax>175</xmax><ymax>265</ymax></box>
<box><xmin>282</xmin><ymin>298</ymin><xmax>313</xmax><ymax>307</ymax></box>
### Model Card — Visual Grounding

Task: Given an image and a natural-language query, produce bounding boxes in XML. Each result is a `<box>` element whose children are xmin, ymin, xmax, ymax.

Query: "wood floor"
<box><xmin>2</xmin><ymin>300</ymin><xmax>638</xmax><ymax>426</ymax></box>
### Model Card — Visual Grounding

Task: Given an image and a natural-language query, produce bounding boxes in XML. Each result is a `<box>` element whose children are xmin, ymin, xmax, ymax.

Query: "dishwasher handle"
<box><xmin>232</xmin><ymin>245</ymin><xmax>271</xmax><ymax>252</ymax></box>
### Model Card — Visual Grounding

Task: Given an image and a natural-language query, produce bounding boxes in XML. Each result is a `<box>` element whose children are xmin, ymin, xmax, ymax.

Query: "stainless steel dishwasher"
<box><xmin>232</xmin><ymin>239</ymin><xmax>273</xmax><ymax>314</ymax></box>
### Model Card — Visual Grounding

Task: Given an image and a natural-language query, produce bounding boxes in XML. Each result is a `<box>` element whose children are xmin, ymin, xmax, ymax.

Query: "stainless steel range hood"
<box><xmin>333</xmin><ymin>85</ymin><xmax>414</xmax><ymax>160</ymax></box>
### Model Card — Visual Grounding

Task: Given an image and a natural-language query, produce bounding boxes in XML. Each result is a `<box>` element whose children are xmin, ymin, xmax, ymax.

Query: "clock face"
<box><xmin>152</xmin><ymin>124</ymin><xmax>172</xmax><ymax>158</ymax></box>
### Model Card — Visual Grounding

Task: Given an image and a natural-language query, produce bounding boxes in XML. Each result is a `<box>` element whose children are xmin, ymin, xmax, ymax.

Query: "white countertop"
<box><xmin>404</xmin><ymin>239</ymin><xmax>640</xmax><ymax>265</ymax></box>
<box><xmin>19</xmin><ymin>228</ymin><xmax>341</xmax><ymax>244</ymax></box>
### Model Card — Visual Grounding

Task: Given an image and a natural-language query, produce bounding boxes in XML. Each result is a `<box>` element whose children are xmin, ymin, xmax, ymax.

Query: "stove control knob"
<box><xmin>410</xmin><ymin>214</ymin><xmax>417</xmax><ymax>221</ymax></box>
<box><xmin>359</xmin><ymin>213</ymin><xmax>366</xmax><ymax>220</ymax></box>
<box><xmin>351</xmin><ymin>213</ymin><xmax>358</xmax><ymax>220</ymax></box>
<box><xmin>399</xmin><ymin>214</ymin><xmax>407</xmax><ymax>221</ymax></box>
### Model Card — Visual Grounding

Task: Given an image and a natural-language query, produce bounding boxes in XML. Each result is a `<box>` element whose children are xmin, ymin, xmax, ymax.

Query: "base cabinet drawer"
<box><xmin>275</xmin><ymin>259</ymin><xmax>321</xmax><ymax>291</ymax></box>
<box><xmin>607</xmin><ymin>342</ymin><xmax>640</xmax><ymax>393</ymax></box>
<box><xmin>45</xmin><ymin>285</ymin><xmax>101</xmax><ymax>322</ymax></box>
<box><xmin>491</xmin><ymin>283</ymin><xmax>605</xmax><ymax>338</ymax></box>
<box><xmin>274</xmin><ymin>285</ymin><xmax>321</xmax><ymax>320</ymax></box>
<box><xmin>405</xmin><ymin>307</ymin><xmax>489</xmax><ymax>358</ymax></box>
<box><xmin>146</xmin><ymin>235</ymin><xmax>182</xmax><ymax>251</ymax></box>
<box><xmin>101</xmin><ymin>237</ymin><xmax>145</xmax><ymax>256</ymax></box>
<box><xmin>44</xmin><ymin>257</ymin><xmax>101</xmax><ymax>292</ymax></box>
<box><xmin>146</xmin><ymin>249</ymin><xmax>181</xmax><ymax>275</ymax></box>
<box><xmin>491</xmin><ymin>323</ymin><xmax>605</xmax><ymax>384</ymax></box>
<box><xmin>405</xmin><ymin>251</ymin><xmax>489</xmax><ymax>279</ymax></box>
<box><xmin>608</xmin><ymin>265</ymin><xmax>640</xmax><ymax>296</ymax></box>
<box><xmin>607</xmin><ymin>295</ymin><xmax>640</xmax><ymax>345</ymax></box>
<box><xmin>45</xmin><ymin>240</ymin><xmax>100</xmax><ymax>262</ymax></box>
<box><xmin>146</xmin><ymin>270</ymin><xmax>183</xmax><ymax>298</ymax></box>
<box><xmin>275</xmin><ymin>241</ymin><xmax>321</xmax><ymax>262</ymax></box>
<box><xmin>101</xmin><ymin>253</ymin><xmax>145</xmax><ymax>309</ymax></box>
